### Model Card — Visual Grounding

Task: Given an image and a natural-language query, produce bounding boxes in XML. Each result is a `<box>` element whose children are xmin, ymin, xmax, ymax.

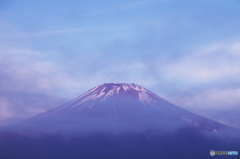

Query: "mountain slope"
<box><xmin>13</xmin><ymin>83</ymin><xmax>237</xmax><ymax>134</ymax></box>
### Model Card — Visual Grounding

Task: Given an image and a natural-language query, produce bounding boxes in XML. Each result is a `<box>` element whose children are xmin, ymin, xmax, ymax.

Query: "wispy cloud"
<box><xmin>0</xmin><ymin>93</ymin><xmax>67</xmax><ymax>126</ymax></box>
<box><xmin>167</xmin><ymin>88</ymin><xmax>240</xmax><ymax>128</ymax></box>
<box><xmin>170</xmin><ymin>88</ymin><xmax>240</xmax><ymax>110</ymax></box>
<box><xmin>0</xmin><ymin>27</ymin><xmax>120</xmax><ymax>39</ymax></box>
<box><xmin>0</xmin><ymin>46</ymin><xmax>64</xmax><ymax>92</ymax></box>
<box><xmin>0</xmin><ymin>97</ymin><xmax>14</xmax><ymax>123</ymax></box>
<box><xmin>0</xmin><ymin>45</ymin><xmax>79</xmax><ymax>125</ymax></box>
<box><xmin>160</xmin><ymin>40</ymin><xmax>240</xmax><ymax>84</ymax></box>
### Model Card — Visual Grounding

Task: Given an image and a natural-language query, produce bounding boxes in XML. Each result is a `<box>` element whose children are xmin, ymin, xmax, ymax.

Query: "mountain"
<box><xmin>1</xmin><ymin>83</ymin><xmax>239</xmax><ymax>159</ymax></box>
<box><xmin>12</xmin><ymin>83</ymin><xmax>237</xmax><ymax>134</ymax></box>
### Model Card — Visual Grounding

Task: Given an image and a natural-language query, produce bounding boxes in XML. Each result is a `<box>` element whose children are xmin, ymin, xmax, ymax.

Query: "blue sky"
<box><xmin>0</xmin><ymin>0</ymin><xmax>240</xmax><ymax>128</ymax></box>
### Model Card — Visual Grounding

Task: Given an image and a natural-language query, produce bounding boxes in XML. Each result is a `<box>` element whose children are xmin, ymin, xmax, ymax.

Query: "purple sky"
<box><xmin>0</xmin><ymin>0</ymin><xmax>240</xmax><ymax>128</ymax></box>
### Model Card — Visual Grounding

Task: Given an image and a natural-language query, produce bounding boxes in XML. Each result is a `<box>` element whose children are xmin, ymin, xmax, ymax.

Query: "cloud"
<box><xmin>0</xmin><ymin>45</ymin><xmax>82</xmax><ymax>94</ymax></box>
<box><xmin>159</xmin><ymin>40</ymin><xmax>240</xmax><ymax>84</ymax></box>
<box><xmin>164</xmin><ymin>87</ymin><xmax>240</xmax><ymax>129</ymax></box>
<box><xmin>169</xmin><ymin>88</ymin><xmax>240</xmax><ymax>110</ymax></box>
<box><xmin>0</xmin><ymin>92</ymin><xmax>67</xmax><ymax>126</ymax></box>
<box><xmin>0</xmin><ymin>97</ymin><xmax>14</xmax><ymax>124</ymax></box>
<box><xmin>0</xmin><ymin>45</ymin><xmax>83</xmax><ymax>125</ymax></box>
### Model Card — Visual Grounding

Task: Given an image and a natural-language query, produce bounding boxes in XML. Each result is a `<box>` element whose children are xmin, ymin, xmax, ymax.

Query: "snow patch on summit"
<box><xmin>66</xmin><ymin>83</ymin><xmax>155</xmax><ymax>109</ymax></box>
<box><xmin>138</xmin><ymin>92</ymin><xmax>151</xmax><ymax>105</ymax></box>
<box><xmin>105</xmin><ymin>89</ymin><xmax>116</xmax><ymax>98</ymax></box>
<box><xmin>123</xmin><ymin>85</ymin><xmax>129</xmax><ymax>92</ymax></box>
<box><xmin>131</xmin><ymin>84</ymin><xmax>145</xmax><ymax>91</ymax></box>
<box><xmin>116</xmin><ymin>87</ymin><xmax>121</xmax><ymax>94</ymax></box>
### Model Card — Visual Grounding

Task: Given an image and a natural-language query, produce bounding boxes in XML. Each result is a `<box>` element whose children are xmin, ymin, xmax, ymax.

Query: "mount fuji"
<box><xmin>1</xmin><ymin>83</ymin><xmax>239</xmax><ymax>159</ymax></box>
<box><xmin>12</xmin><ymin>83</ymin><xmax>237</xmax><ymax>134</ymax></box>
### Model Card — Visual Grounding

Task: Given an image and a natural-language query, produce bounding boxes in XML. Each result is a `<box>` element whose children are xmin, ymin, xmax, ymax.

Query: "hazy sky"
<box><xmin>0</xmin><ymin>0</ymin><xmax>240</xmax><ymax>128</ymax></box>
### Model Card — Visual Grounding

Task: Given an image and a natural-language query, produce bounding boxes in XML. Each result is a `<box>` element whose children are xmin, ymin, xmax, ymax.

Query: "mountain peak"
<box><xmin>79</xmin><ymin>83</ymin><xmax>153</xmax><ymax>104</ymax></box>
<box><xmin>98</xmin><ymin>83</ymin><xmax>146</xmax><ymax>92</ymax></box>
